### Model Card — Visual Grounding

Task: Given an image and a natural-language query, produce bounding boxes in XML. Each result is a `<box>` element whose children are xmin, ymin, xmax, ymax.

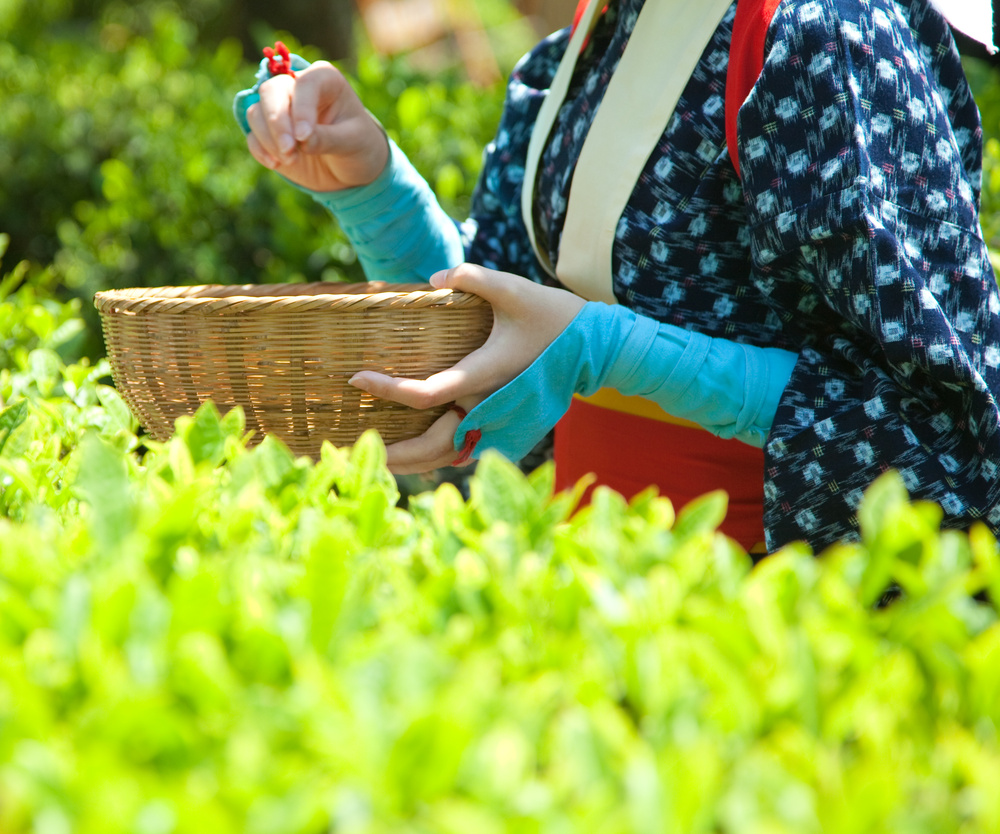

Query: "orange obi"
<box><xmin>553</xmin><ymin>388</ymin><xmax>766</xmax><ymax>551</ymax></box>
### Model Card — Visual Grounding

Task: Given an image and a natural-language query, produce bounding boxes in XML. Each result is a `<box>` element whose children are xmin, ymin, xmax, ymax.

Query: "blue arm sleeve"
<box><xmin>234</xmin><ymin>56</ymin><xmax>464</xmax><ymax>283</ymax></box>
<box><xmin>301</xmin><ymin>141</ymin><xmax>465</xmax><ymax>283</ymax></box>
<box><xmin>456</xmin><ymin>303</ymin><xmax>798</xmax><ymax>462</ymax></box>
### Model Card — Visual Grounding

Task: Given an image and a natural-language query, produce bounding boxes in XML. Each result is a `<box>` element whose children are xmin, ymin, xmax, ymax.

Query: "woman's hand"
<box><xmin>348</xmin><ymin>264</ymin><xmax>587</xmax><ymax>474</ymax></box>
<box><xmin>244</xmin><ymin>61</ymin><xmax>389</xmax><ymax>192</ymax></box>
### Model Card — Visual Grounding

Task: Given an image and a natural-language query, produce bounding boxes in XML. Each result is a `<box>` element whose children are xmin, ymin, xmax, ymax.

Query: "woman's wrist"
<box><xmin>300</xmin><ymin>139</ymin><xmax>464</xmax><ymax>283</ymax></box>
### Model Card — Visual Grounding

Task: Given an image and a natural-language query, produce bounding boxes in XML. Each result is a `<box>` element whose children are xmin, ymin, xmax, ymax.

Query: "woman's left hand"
<box><xmin>348</xmin><ymin>264</ymin><xmax>586</xmax><ymax>474</ymax></box>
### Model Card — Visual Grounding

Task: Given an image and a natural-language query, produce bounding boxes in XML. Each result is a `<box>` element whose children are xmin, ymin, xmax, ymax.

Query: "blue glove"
<box><xmin>454</xmin><ymin>302</ymin><xmax>798</xmax><ymax>461</ymax></box>
<box><xmin>233</xmin><ymin>55</ymin><xmax>464</xmax><ymax>283</ymax></box>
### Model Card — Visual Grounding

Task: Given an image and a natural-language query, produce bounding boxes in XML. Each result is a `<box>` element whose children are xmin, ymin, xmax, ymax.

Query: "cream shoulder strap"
<box><xmin>521</xmin><ymin>0</ymin><xmax>734</xmax><ymax>304</ymax></box>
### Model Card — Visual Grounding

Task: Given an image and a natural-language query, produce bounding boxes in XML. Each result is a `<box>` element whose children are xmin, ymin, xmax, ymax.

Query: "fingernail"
<box><xmin>429</xmin><ymin>272</ymin><xmax>446</xmax><ymax>288</ymax></box>
<box><xmin>348</xmin><ymin>374</ymin><xmax>363</xmax><ymax>388</ymax></box>
<box><xmin>294</xmin><ymin>121</ymin><xmax>312</xmax><ymax>141</ymax></box>
<box><xmin>278</xmin><ymin>134</ymin><xmax>295</xmax><ymax>154</ymax></box>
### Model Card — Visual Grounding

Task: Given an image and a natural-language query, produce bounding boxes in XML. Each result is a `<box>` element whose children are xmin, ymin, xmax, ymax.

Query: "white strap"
<box><xmin>521</xmin><ymin>0</ymin><xmax>734</xmax><ymax>303</ymax></box>
<box><xmin>558</xmin><ymin>0</ymin><xmax>734</xmax><ymax>303</ymax></box>
<box><xmin>520</xmin><ymin>0</ymin><xmax>605</xmax><ymax>277</ymax></box>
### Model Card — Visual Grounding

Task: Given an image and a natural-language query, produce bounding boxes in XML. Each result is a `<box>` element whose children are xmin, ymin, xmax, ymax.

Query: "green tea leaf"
<box><xmin>0</xmin><ymin>257</ymin><xmax>27</xmax><ymax>302</ymax></box>
<box><xmin>299</xmin><ymin>522</ymin><xmax>355</xmax><ymax>654</ymax></box>
<box><xmin>73</xmin><ymin>433</ymin><xmax>135</xmax><ymax>551</ymax></box>
<box><xmin>356</xmin><ymin>487</ymin><xmax>390</xmax><ymax>547</ymax></box>
<box><xmin>340</xmin><ymin>429</ymin><xmax>396</xmax><ymax>502</ymax></box>
<box><xmin>170</xmin><ymin>631</ymin><xmax>236</xmax><ymax>715</ymax></box>
<box><xmin>387</xmin><ymin>714</ymin><xmax>471</xmax><ymax>805</ymax></box>
<box><xmin>469</xmin><ymin>451</ymin><xmax>536</xmax><ymax>527</ymax></box>
<box><xmin>857</xmin><ymin>470</ymin><xmax>909</xmax><ymax>545</ymax></box>
<box><xmin>672</xmin><ymin>489</ymin><xmax>728</xmax><ymax>539</ymax></box>
<box><xmin>96</xmin><ymin>384</ymin><xmax>137</xmax><ymax>436</ymax></box>
<box><xmin>183</xmin><ymin>401</ymin><xmax>227</xmax><ymax>467</ymax></box>
<box><xmin>0</xmin><ymin>399</ymin><xmax>28</xmax><ymax>456</ymax></box>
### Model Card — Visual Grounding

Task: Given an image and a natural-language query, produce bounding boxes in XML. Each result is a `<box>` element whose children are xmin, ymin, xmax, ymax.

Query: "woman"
<box><xmin>235</xmin><ymin>0</ymin><xmax>1000</xmax><ymax>553</ymax></box>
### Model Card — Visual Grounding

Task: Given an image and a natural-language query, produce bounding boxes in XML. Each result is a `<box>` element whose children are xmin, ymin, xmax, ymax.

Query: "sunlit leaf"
<box><xmin>72</xmin><ymin>432</ymin><xmax>134</xmax><ymax>551</ymax></box>
<box><xmin>0</xmin><ymin>399</ymin><xmax>29</xmax><ymax>456</ymax></box>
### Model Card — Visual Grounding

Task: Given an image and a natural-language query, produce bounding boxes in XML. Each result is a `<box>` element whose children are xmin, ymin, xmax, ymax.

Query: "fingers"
<box><xmin>430</xmin><ymin>264</ymin><xmax>585</xmax><ymax>325</ymax></box>
<box><xmin>245</xmin><ymin>60</ymin><xmax>388</xmax><ymax>187</ymax></box>
<box><xmin>350</xmin><ymin>336</ymin><xmax>514</xmax><ymax>407</ymax></box>
<box><xmin>349</xmin><ymin>266</ymin><xmax>587</xmax><ymax>465</ymax></box>
<box><xmin>246</xmin><ymin>131</ymin><xmax>278</xmax><ymax>170</ymax></box>
<box><xmin>245</xmin><ymin>62</ymin><xmax>353</xmax><ymax>164</ymax></box>
<box><xmin>350</xmin><ymin>264</ymin><xmax>586</xmax><ymax>408</ymax></box>
<box><xmin>246</xmin><ymin>74</ymin><xmax>297</xmax><ymax>163</ymax></box>
<box><xmin>349</xmin><ymin>368</ymin><xmax>472</xmax><ymax>410</ymax></box>
<box><xmin>383</xmin><ymin>410</ymin><xmax>469</xmax><ymax>474</ymax></box>
<box><xmin>288</xmin><ymin>61</ymin><xmax>346</xmax><ymax>146</ymax></box>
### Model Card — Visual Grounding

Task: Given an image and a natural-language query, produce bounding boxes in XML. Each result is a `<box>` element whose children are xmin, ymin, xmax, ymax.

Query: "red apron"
<box><xmin>554</xmin><ymin>389</ymin><xmax>767</xmax><ymax>551</ymax></box>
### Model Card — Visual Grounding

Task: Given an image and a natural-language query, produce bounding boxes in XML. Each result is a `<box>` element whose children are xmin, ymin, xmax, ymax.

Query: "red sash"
<box><xmin>554</xmin><ymin>390</ymin><xmax>766</xmax><ymax>551</ymax></box>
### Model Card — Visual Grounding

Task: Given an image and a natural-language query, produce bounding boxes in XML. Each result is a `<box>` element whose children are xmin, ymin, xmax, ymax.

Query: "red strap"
<box><xmin>571</xmin><ymin>0</ymin><xmax>779</xmax><ymax>178</ymax></box>
<box><xmin>263</xmin><ymin>41</ymin><xmax>296</xmax><ymax>77</ymax></box>
<box><xmin>725</xmin><ymin>0</ymin><xmax>782</xmax><ymax>178</ymax></box>
<box><xmin>570</xmin><ymin>0</ymin><xmax>609</xmax><ymax>51</ymax></box>
<box><xmin>448</xmin><ymin>404</ymin><xmax>480</xmax><ymax>467</ymax></box>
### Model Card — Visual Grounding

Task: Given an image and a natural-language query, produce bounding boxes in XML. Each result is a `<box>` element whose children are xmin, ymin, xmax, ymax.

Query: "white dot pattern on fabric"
<box><xmin>463</xmin><ymin>0</ymin><xmax>1000</xmax><ymax>550</ymax></box>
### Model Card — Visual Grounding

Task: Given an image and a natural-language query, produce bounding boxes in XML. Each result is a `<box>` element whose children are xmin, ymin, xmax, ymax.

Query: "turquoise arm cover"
<box><xmin>302</xmin><ymin>141</ymin><xmax>465</xmax><ymax>283</ymax></box>
<box><xmin>455</xmin><ymin>302</ymin><xmax>798</xmax><ymax>461</ymax></box>
<box><xmin>233</xmin><ymin>55</ymin><xmax>464</xmax><ymax>283</ymax></box>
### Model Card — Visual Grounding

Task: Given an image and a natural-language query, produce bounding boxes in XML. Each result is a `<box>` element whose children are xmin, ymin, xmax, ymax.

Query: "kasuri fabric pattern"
<box><xmin>460</xmin><ymin>0</ymin><xmax>1000</xmax><ymax>551</ymax></box>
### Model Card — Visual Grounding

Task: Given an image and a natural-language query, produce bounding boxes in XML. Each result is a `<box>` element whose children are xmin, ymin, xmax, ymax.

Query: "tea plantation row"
<box><xmin>3</xmin><ymin>235</ymin><xmax>1000</xmax><ymax>832</ymax></box>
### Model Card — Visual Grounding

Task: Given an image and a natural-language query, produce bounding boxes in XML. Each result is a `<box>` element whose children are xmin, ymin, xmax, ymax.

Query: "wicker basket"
<box><xmin>94</xmin><ymin>282</ymin><xmax>493</xmax><ymax>457</ymax></box>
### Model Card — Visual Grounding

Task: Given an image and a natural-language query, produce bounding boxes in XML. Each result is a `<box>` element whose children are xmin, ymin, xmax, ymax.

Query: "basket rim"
<box><xmin>93</xmin><ymin>281</ymin><xmax>491</xmax><ymax>316</ymax></box>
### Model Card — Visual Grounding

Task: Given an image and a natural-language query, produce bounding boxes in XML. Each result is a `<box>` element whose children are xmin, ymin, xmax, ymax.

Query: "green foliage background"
<box><xmin>3</xmin><ymin>0</ymin><xmax>1000</xmax><ymax>830</ymax></box>
<box><xmin>0</xmin><ymin>0</ymin><xmax>515</xmax><ymax>358</ymax></box>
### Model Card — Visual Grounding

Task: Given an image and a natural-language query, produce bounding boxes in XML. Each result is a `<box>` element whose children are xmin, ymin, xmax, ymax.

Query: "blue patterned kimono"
<box><xmin>458</xmin><ymin>0</ymin><xmax>1000</xmax><ymax>550</ymax></box>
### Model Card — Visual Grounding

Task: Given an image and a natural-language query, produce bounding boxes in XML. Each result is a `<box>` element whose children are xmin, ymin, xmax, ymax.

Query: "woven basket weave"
<box><xmin>95</xmin><ymin>282</ymin><xmax>493</xmax><ymax>457</ymax></box>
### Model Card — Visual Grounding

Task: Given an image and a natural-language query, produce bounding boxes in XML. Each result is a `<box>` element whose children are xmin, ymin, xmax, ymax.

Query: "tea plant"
<box><xmin>1</xmin><ymin>330</ymin><xmax>999</xmax><ymax>831</ymax></box>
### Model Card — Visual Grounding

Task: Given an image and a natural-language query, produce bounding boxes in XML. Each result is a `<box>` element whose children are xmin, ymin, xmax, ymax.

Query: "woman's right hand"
<box><xmin>244</xmin><ymin>61</ymin><xmax>389</xmax><ymax>192</ymax></box>
<box><xmin>348</xmin><ymin>264</ymin><xmax>588</xmax><ymax>474</ymax></box>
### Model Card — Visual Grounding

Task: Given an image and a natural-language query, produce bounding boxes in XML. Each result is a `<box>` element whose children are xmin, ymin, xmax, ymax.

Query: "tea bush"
<box><xmin>2</xmin><ymin>238</ymin><xmax>1000</xmax><ymax>833</ymax></box>
<box><xmin>967</xmin><ymin>56</ymin><xmax>1000</xmax><ymax>261</ymax></box>
<box><xmin>4</xmin><ymin>385</ymin><xmax>1000</xmax><ymax>833</ymax></box>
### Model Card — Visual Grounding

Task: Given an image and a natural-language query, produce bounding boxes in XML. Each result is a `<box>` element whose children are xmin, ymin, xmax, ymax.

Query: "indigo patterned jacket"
<box><xmin>459</xmin><ymin>0</ymin><xmax>1000</xmax><ymax>550</ymax></box>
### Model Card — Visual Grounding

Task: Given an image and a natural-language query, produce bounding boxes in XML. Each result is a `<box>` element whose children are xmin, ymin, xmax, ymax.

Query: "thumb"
<box><xmin>429</xmin><ymin>263</ymin><xmax>525</xmax><ymax>311</ymax></box>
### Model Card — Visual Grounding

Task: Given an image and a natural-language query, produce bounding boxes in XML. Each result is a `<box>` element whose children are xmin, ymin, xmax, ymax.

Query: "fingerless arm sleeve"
<box><xmin>456</xmin><ymin>302</ymin><xmax>797</xmax><ymax>461</ymax></box>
